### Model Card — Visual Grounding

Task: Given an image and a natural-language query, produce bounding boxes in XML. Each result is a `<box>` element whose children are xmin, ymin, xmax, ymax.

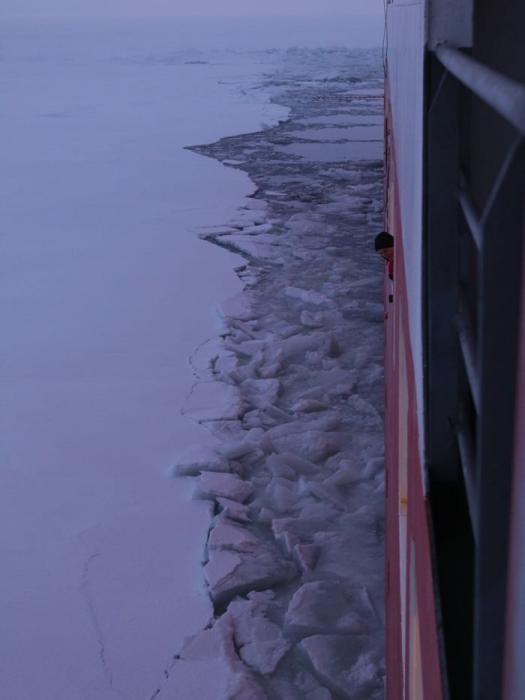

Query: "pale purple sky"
<box><xmin>2</xmin><ymin>0</ymin><xmax>383</xmax><ymax>20</ymax></box>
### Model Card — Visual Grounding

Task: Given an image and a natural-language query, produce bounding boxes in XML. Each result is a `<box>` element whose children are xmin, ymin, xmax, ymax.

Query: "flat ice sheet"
<box><xmin>277</xmin><ymin>141</ymin><xmax>383</xmax><ymax>162</ymax></box>
<box><xmin>0</xmin><ymin>20</ymin><xmax>285</xmax><ymax>700</ymax></box>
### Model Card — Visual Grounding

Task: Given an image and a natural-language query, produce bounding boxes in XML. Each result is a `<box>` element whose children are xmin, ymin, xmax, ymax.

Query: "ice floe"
<box><xmin>170</xmin><ymin>46</ymin><xmax>385</xmax><ymax>699</ymax></box>
<box><xmin>195</xmin><ymin>472</ymin><xmax>254</xmax><ymax>503</ymax></box>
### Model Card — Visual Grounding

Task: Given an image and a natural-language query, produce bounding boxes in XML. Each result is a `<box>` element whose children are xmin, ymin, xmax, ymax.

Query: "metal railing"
<box><xmin>436</xmin><ymin>44</ymin><xmax>525</xmax><ymax>137</ymax></box>
<box><xmin>427</xmin><ymin>43</ymin><xmax>525</xmax><ymax>700</ymax></box>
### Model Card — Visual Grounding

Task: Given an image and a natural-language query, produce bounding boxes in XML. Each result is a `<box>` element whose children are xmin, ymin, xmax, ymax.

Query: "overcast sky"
<box><xmin>2</xmin><ymin>0</ymin><xmax>383</xmax><ymax>20</ymax></box>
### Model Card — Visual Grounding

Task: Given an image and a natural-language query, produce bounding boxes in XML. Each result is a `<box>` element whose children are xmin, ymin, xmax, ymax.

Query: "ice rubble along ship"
<box><xmin>383</xmin><ymin>1</ymin><xmax>525</xmax><ymax>698</ymax></box>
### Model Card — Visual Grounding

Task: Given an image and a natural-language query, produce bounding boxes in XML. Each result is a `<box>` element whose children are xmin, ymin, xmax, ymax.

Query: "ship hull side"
<box><xmin>384</xmin><ymin>110</ymin><xmax>444</xmax><ymax>699</ymax></box>
<box><xmin>384</xmin><ymin>3</ymin><xmax>445</xmax><ymax>695</ymax></box>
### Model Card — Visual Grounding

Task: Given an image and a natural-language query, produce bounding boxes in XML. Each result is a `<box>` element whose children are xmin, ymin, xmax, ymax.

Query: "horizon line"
<box><xmin>1</xmin><ymin>13</ymin><xmax>383</xmax><ymax>21</ymax></box>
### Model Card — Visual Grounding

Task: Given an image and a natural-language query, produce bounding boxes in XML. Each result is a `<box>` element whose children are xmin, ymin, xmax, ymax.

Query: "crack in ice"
<box><xmin>80</xmin><ymin>553</ymin><xmax>125</xmax><ymax>700</ymax></box>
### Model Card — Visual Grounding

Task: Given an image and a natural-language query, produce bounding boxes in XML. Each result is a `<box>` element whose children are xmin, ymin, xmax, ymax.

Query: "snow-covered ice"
<box><xmin>301</xmin><ymin>635</ymin><xmax>384</xmax><ymax>700</ymax></box>
<box><xmin>205</xmin><ymin>517</ymin><xmax>297</xmax><ymax>605</ymax></box>
<box><xmin>1</xmin><ymin>18</ymin><xmax>385</xmax><ymax>700</ymax></box>
<box><xmin>196</xmin><ymin>472</ymin><xmax>254</xmax><ymax>503</ymax></box>
<box><xmin>0</xmin><ymin>19</ymin><xmax>286</xmax><ymax>700</ymax></box>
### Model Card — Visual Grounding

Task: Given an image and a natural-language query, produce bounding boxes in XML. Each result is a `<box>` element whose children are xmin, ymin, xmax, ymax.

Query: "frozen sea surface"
<box><xmin>0</xmin><ymin>18</ymin><xmax>385</xmax><ymax>700</ymax></box>
<box><xmin>0</xmin><ymin>19</ymin><xmax>287</xmax><ymax>700</ymax></box>
<box><xmin>163</xmin><ymin>47</ymin><xmax>386</xmax><ymax>699</ymax></box>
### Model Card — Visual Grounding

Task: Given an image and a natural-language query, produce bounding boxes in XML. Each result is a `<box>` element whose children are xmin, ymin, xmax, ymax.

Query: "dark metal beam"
<box><xmin>457</xmin><ymin>289</ymin><xmax>480</xmax><ymax>413</ymax></box>
<box><xmin>436</xmin><ymin>44</ymin><xmax>525</xmax><ymax>137</ymax></box>
<box><xmin>459</xmin><ymin>173</ymin><xmax>482</xmax><ymax>251</ymax></box>
<box><xmin>473</xmin><ymin>136</ymin><xmax>525</xmax><ymax>700</ymax></box>
<box><xmin>455</xmin><ymin>426</ymin><xmax>479</xmax><ymax>543</ymax></box>
<box><xmin>425</xmin><ymin>56</ymin><xmax>461</xmax><ymax>482</ymax></box>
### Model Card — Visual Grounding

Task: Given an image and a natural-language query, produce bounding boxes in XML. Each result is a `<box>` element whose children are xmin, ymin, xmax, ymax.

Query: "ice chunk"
<box><xmin>260</xmin><ymin>404</ymin><xmax>294</xmax><ymax>426</ymax></box>
<box><xmin>214</xmin><ymin>353</ymin><xmax>240</xmax><ymax>381</ymax></box>
<box><xmin>222</xmin><ymin>234</ymin><xmax>277</xmax><ymax>260</ymax></box>
<box><xmin>160</xmin><ymin>653</ymin><xmax>230</xmax><ymax>698</ymax></box>
<box><xmin>205</xmin><ymin>521</ymin><xmax>297</xmax><ymax>604</ymax></box>
<box><xmin>343</xmin><ymin>299</ymin><xmax>384</xmax><ymax>323</ymax></box>
<box><xmin>228</xmin><ymin>339</ymin><xmax>267</xmax><ymax>359</ymax></box>
<box><xmin>239</xmin><ymin>223</ymin><xmax>273</xmax><ymax>236</ymax></box>
<box><xmin>183</xmin><ymin>381</ymin><xmax>242</xmax><ymax>421</ymax></box>
<box><xmin>347</xmin><ymin>395</ymin><xmax>382</xmax><ymax>423</ymax></box>
<box><xmin>258</xmin><ymin>507</ymin><xmax>276</xmax><ymax>524</ymax></box>
<box><xmin>265</xmin><ymin>455</ymin><xmax>296</xmax><ymax>480</ymax></box>
<box><xmin>204</xmin><ymin>549</ymin><xmax>243</xmax><ymax>601</ymax></box>
<box><xmin>170</xmin><ymin>444</ymin><xmax>230</xmax><ymax>477</ymax></box>
<box><xmin>195</xmin><ymin>472</ymin><xmax>254</xmax><ymax>503</ymax></box>
<box><xmin>293</xmin><ymin>544</ymin><xmax>320</xmax><ymax>573</ymax></box>
<box><xmin>323</xmin><ymin>460</ymin><xmax>366</xmax><ymax>488</ymax></box>
<box><xmin>327</xmin><ymin>382</ymin><xmax>355</xmax><ymax>399</ymax></box>
<box><xmin>285</xmin><ymin>286</ymin><xmax>328</xmax><ymax>306</ymax></box>
<box><xmin>364</xmin><ymin>457</ymin><xmax>384</xmax><ymax>479</ymax></box>
<box><xmin>180</xmin><ymin>623</ymin><xmax>229</xmax><ymax>662</ymax></box>
<box><xmin>229</xmin><ymin>210</ymin><xmax>266</xmax><ymax>228</ymax></box>
<box><xmin>197</xmin><ymin>225</ymin><xmax>238</xmax><ymax>239</ymax></box>
<box><xmin>162</xmin><ymin>614</ymin><xmax>253</xmax><ymax>700</ymax></box>
<box><xmin>301</xmin><ymin>309</ymin><xmax>325</xmax><ymax>328</ymax></box>
<box><xmin>301</xmin><ymin>635</ymin><xmax>384</xmax><ymax>700</ymax></box>
<box><xmin>258</xmin><ymin>350</ymin><xmax>284</xmax><ymax>379</ymax></box>
<box><xmin>268</xmin><ymin>412</ymin><xmax>341</xmax><ymax>437</ymax></box>
<box><xmin>271</xmin><ymin>517</ymin><xmax>297</xmax><ymax>539</ymax></box>
<box><xmin>208</xmin><ymin>519</ymin><xmax>262</xmax><ymax>552</ymax></box>
<box><xmin>285</xmin><ymin>215</ymin><xmax>324</xmax><ymax>236</ymax></box>
<box><xmin>217</xmin><ymin>497</ymin><xmax>251</xmax><ymax>523</ymax></box>
<box><xmin>218</xmin><ymin>428</ymin><xmax>266</xmax><ymax>460</ymax></box>
<box><xmin>270</xmin><ymin>452</ymin><xmax>318</xmax><ymax>476</ymax></box>
<box><xmin>206</xmin><ymin>419</ymin><xmax>245</xmax><ymax>441</ymax></box>
<box><xmin>267</xmin><ymin>679</ymin><xmax>332</xmax><ymax>700</ymax></box>
<box><xmin>243</xmin><ymin>410</ymin><xmax>264</xmax><ymax>429</ymax></box>
<box><xmin>275</xmin><ymin>530</ymin><xmax>300</xmax><ymax>556</ymax></box>
<box><xmin>267</xmin><ymin>477</ymin><xmax>298</xmax><ymax>513</ymax></box>
<box><xmin>273</xmin><ymin>511</ymin><xmax>337</xmax><ymax>543</ymax></box>
<box><xmin>228</xmin><ymin>593</ymin><xmax>291</xmax><ymax>675</ymax></box>
<box><xmin>292</xmin><ymin>399</ymin><xmax>329</xmax><ymax>414</ymax></box>
<box><xmin>240</xmin><ymin>638</ymin><xmax>291</xmax><ymax>675</ymax></box>
<box><xmin>241</xmin><ymin>378</ymin><xmax>281</xmax><ymax>409</ymax></box>
<box><xmin>306</xmin><ymin>690</ymin><xmax>333</xmax><ymax>700</ymax></box>
<box><xmin>286</xmin><ymin>581</ymin><xmax>373</xmax><ymax>636</ymax></box>
<box><xmin>241</xmin><ymin>198</ymin><xmax>267</xmax><ymax>212</ymax></box>
<box><xmin>227</xmin><ymin>674</ymin><xmax>268</xmax><ymax>700</ymax></box>
<box><xmin>270</xmin><ymin>429</ymin><xmax>336</xmax><ymax>463</ymax></box>
<box><xmin>205</xmin><ymin>545</ymin><xmax>297</xmax><ymax>605</ymax></box>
